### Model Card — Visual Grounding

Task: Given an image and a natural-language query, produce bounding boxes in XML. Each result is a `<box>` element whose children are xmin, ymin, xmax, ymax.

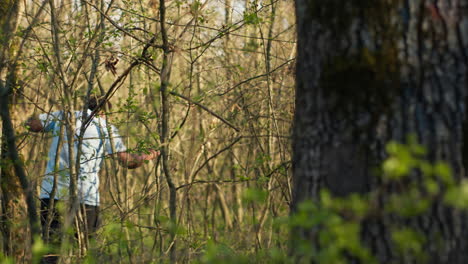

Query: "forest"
<box><xmin>1</xmin><ymin>0</ymin><xmax>468</xmax><ymax>263</ymax></box>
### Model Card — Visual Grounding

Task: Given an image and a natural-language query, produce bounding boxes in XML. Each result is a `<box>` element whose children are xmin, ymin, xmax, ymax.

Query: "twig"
<box><xmin>217</xmin><ymin>58</ymin><xmax>295</xmax><ymax>96</ymax></box>
<box><xmin>176</xmin><ymin>179</ymin><xmax>251</xmax><ymax>191</ymax></box>
<box><xmin>169</xmin><ymin>90</ymin><xmax>240</xmax><ymax>132</ymax></box>
<box><xmin>83</xmin><ymin>36</ymin><xmax>158</xmax><ymax>128</ymax></box>
<box><xmin>83</xmin><ymin>0</ymin><xmax>163</xmax><ymax>49</ymax></box>
<box><xmin>187</xmin><ymin>136</ymin><xmax>242</xmax><ymax>186</ymax></box>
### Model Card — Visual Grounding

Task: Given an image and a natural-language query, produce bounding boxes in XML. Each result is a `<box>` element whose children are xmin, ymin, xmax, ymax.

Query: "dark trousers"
<box><xmin>40</xmin><ymin>198</ymin><xmax>100</xmax><ymax>245</ymax></box>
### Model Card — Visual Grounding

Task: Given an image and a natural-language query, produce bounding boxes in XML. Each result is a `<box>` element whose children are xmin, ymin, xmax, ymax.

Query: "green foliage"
<box><xmin>284</xmin><ymin>137</ymin><xmax>468</xmax><ymax>263</ymax></box>
<box><xmin>383</xmin><ymin>136</ymin><xmax>456</xmax><ymax>189</ymax></box>
<box><xmin>391</xmin><ymin>228</ymin><xmax>426</xmax><ymax>261</ymax></box>
<box><xmin>243</xmin><ymin>12</ymin><xmax>262</xmax><ymax>25</ymax></box>
<box><xmin>199</xmin><ymin>240</ymin><xmax>250</xmax><ymax>264</ymax></box>
<box><xmin>32</xmin><ymin>236</ymin><xmax>50</xmax><ymax>264</ymax></box>
<box><xmin>83</xmin><ymin>254</ymin><xmax>97</xmax><ymax>264</ymax></box>
<box><xmin>387</xmin><ymin>190</ymin><xmax>431</xmax><ymax>217</ymax></box>
<box><xmin>36</xmin><ymin>60</ymin><xmax>49</xmax><ymax>73</ymax></box>
<box><xmin>242</xmin><ymin>187</ymin><xmax>268</xmax><ymax>204</ymax></box>
<box><xmin>444</xmin><ymin>179</ymin><xmax>468</xmax><ymax>208</ymax></box>
<box><xmin>383</xmin><ymin>136</ymin><xmax>427</xmax><ymax>179</ymax></box>
<box><xmin>190</xmin><ymin>1</ymin><xmax>202</xmax><ymax>15</ymax></box>
<box><xmin>289</xmin><ymin>197</ymin><xmax>376</xmax><ymax>264</ymax></box>
<box><xmin>0</xmin><ymin>253</ymin><xmax>13</xmax><ymax>264</ymax></box>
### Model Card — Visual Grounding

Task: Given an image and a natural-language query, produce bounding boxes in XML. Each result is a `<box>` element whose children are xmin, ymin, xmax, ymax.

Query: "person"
<box><xmin>26</xmin><ymin>96</ymin><xmax>157</xmax><ymax>262</ymax></box>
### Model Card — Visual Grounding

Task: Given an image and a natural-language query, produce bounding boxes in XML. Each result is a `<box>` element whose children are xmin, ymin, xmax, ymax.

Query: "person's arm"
<box><xmin>105</xmin><ymin>123</ymin><xmax>158</xmax><ymax>169</ymax></box>
<box><xmin>25</xmin><ymin>112</ymin><xmax>61</xmax><ymax>132</ymax></box>
<box><xmin>25</xmin><ymin>116</ymin><xmax>44</xmax><ymax>132</ymax></box>
<box><xmin>115</xmin><ymin>149</ymin><xmax>159</xmax><ymax>169</ymax></box>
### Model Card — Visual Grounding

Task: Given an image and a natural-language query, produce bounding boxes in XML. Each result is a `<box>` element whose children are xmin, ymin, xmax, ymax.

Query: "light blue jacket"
<box><xmin>39</xmin><ymin>110</ymin><xmax>126</xmax><ymax>206</ymax></box>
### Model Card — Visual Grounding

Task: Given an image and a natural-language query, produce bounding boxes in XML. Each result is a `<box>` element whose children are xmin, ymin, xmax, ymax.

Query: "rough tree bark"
<box><xmin>293</xmin><ymin>0</ymin><xmax>468</xmax><ymax>263</ymax></box>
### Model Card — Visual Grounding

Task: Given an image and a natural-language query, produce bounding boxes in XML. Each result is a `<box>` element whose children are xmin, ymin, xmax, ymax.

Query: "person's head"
<box><xmin>87</xmin><ymin>95</ymin><xmax>112</xmax><ymax>113</ymax></box>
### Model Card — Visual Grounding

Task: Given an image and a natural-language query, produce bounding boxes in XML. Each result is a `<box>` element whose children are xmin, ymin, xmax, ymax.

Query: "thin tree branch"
<box><xmin>83</xmin><ymin>0</ymin><xmax>163</xmax><ymax>49</ymax></box>
<box><xmin>169</xmin><ymin>90</ymin><xmax>240</xmax><ymax>132</ymax></box>
<box><xmin>217</xmin><ymin>58</ymin><xmax>295</xmax><ymax>96</ymax></box>
<box><xmin>188</xmin><ymin>136</ymin><xmax>242</xmax><ymax>186</ymax></box>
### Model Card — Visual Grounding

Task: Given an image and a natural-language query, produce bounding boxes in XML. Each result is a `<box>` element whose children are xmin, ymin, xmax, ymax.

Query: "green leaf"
<box><xmin>444</xmin><ymin>179</ymin><xmax>468</xmax><ymax>208</ymax></box>
<box><xmin>391</xmin><ymin>228</ymin><xmax>426</xmax><ymax>258</ymax></box>
<box><xmin>32</xmin><ymin>236</ymin><xmax>49</xmax><ymax>264</ymax></box>
<box><xmin>434</xmin><ymin>162</ymin><xmax>454</xmax><ymax>186</ymax></box>
<box><xmin>243</xmin><ymin>12</ymin><xmax>262</xmax><ymax>25</ymax></box>
<box><xmin>242</xmin><ymin>188</ymin><xmax>268</xmax><ymax>204</ymax></box>
<box><xmin>383</xmin><ymin>157</ymin><xmax>410</xmax><ymax>179</ymax></box>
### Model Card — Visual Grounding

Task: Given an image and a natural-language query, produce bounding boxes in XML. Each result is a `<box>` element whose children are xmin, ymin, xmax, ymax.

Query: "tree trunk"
<box><xmin>0</xmin><ymin>1</ymin><xmax>40</xmax><ymax>261</ymax></box>
<box><xmin>293</xmin><ymin>0</ymin><xmax>468</xmax><ymax>263</ymax></box>
<box><xmin>158</xmin><ymin>0</ymin><xmax>177</xmax><ymax>262</ymax></box>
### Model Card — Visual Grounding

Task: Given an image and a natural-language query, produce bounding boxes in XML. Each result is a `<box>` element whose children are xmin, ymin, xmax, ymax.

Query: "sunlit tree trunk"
<box><xmin>293</xmin><ymin>0</ymin><xmax>468</xmax><ymax>263</ymax></box>
<box><xmin>0</xmin><ymin>1</ymin><xmax>40</xmax><ymax>261</ymax></box>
